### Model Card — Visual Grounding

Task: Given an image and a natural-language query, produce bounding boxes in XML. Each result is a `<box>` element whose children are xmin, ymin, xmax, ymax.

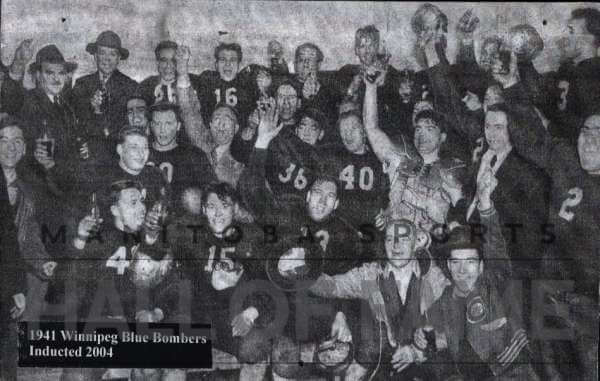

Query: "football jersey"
<box><xmin>195</xmin><ymin>68</ymin><xmax>257</xmax><ymax>129</ymax></box>
<box><xmin>265</xmin><ymin>128</ymin><xmax>324</xmax><ymax>198</ymax></box>
<box><xmin>73</xmin><ymin>225</ymin><xmax>142</xmax><ymax>319</ymax></box>
<box><xmin>95</xmin><ymin>161</ymin><xmax>169</xmax><ymax>217</ymax></box>
<box><xmin>147</xmin><ymin>143</ymin><xmax>216</xmax><ymax>207</ymax></box>
<box><xmin>323</xmin><ymin>144</ymin><xmax>389</xmax><ymax>229</ymax></box>
<box><xmin>174</xmin><ymin>220</ymin><xmax>265</xmax><ymax>312</ymax></box>
<box><xmin>547</xmin><ymin>142</ymin><xmax>600</xmax><ymax>295</ymax></box>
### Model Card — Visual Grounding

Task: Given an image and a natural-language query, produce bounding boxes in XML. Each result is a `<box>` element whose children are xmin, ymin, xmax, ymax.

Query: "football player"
<box><xmin>61</xmin><ymin>179</ymin><xmax>158</xmax><ymax>380</ymax></box>
<box><xmin>290</xmin><ymin>42</ymin><xmax>339</xmax><ymax>127</ymax></box>
<box><xmin>336</xmin><ymin>25</ymin><xmax>403</xmax><ymax>139</ymax></box>
<box><xmin>92</xmin><ymin>126</ymin><xmax>169</xmax><ymax>219</ymax></box>
<box><xmin>195</xmin><ymin>42</ymin><xmax>256</xmax><ymax>129</ymax></box>
<box><xmin>126</xmin><ymin>94</ymin><xmax>149</xmax><ymax>133</ymax></box>
<box><xmin>175</xmin><ymin>46</ymin><xmax>246</xmax><ymax>187</ymax></box>
<box><xmin>146</xmin><ymin>102</ymin><xmax>216</xmax><ymax>214</ymax></box>
<box><xmin>548</xmin><ymin>8</ymin><xmax>600</xmax><ymax>143</ymax></box>
<box><xmin>169</xmin><ymin>182</ymin><xmax>271</xmax><ymax>380</ymax></box>
<box><xmin>363</xmin><ymin>71</ymin><xmax>467</xmax><ymax>235</ymax></box>
<box><xmin>138</xmin><ymin>40</ymin><xmax>202</xmax><ymax>107</ymax></box>
<box><xmin>323</xmin><ymin>110</ymin><xmax>389</xmax><ymax>229</ymax></box>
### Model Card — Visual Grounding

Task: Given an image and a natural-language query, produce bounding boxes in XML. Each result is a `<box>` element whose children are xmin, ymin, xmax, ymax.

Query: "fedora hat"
<box><xmin>86</xmin><ymin>30</ymin><xmax>129</xmax><ymax>60</ymax></box>
<box><xmin>28</xmin><ymin>44</ymin><xmax>78</xmax><ymax>74</ymax></box>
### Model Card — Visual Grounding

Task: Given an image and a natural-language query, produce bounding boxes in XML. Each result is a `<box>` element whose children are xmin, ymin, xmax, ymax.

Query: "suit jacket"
<box><xmin>492</xmin><ymin>150</ymin><xmax>549</xmax><ymax>273</ymax></box>
<box><xmin>0</xmin><ymin>177</ymin><xmax>27</xmax><ymax>319</ymax></box>
<box><xmin>19</xmin><ymin>87</ymin><xmax>83</xmax><ymax>197</ymax></box>
<box><xmin>68</xmin><ymin>69</ymin><xmax>138</xmax><ymax>139</ymax></box>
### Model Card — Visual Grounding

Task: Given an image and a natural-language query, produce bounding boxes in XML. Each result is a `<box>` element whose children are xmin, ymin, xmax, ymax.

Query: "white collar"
<box><xmin>383</xmin><ymin>259</ymin><xmax>420</xmax><ymax>280</ymax></box>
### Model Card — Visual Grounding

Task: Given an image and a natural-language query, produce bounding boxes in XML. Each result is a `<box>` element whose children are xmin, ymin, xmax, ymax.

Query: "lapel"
<box><xmin>33</xmin><ymin>88</ymin><xmax>63</xmax><ymax>122</ymax></box>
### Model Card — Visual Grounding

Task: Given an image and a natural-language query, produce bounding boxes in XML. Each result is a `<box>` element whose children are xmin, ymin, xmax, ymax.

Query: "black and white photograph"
<box><xmin>0</xmin><ymin>1</ymin><xmax>598</xmax><ymax>380</ymax></box>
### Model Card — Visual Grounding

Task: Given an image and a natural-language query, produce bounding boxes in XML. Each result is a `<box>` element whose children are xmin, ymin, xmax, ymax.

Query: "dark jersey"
<box><xmin>147</xmin><ymin>143</ymin><xmax>216</xmax><ymax>208</ymax></box>
<box><xmin>72</xmin><ymin>225</ymin><xmax>142</xmax><ymax>319</ymax></box>
<box><xmin>549</xmin><ymin>57</ymin><xmax>600</xmax><ymax>142</ymax></box>
<box><xmin>265</xmin><ymin>128</ymin><xmax>324</xmax><ymax>199</ymax></box>
<box><xmin>171</xmin><ymin>220</ymin><xmax>268</xmax><ymax>316</ymax></box>
<box><xmin>93</xmin><ymin>162</ymin><xmax>169</xmax><ymax>217</ymax></box>
<box><xmin>138</xmin><ymin>73</ymin><xmax>202</xmax><ymax>107</ymax></box>
<box><xmin>195</xmin><ymin>68</ymin><xmax>257</xmax><ymax>129</ymax></box>
<box><xmin>323</xmin><ymin>144</ymin><xmax>389</xmax><ymax>229</ymax></box>
<box><xmin>547</xmin><ymin>142</ymin><xmax>600</xmax><ymax>296</ymax></box>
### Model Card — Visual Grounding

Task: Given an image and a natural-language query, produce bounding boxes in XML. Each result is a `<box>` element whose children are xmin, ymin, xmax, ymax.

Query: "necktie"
<box><xmin>490</xmin><ymin>155</ymin><xmax>498</xmax><ymax>172</ymax></box>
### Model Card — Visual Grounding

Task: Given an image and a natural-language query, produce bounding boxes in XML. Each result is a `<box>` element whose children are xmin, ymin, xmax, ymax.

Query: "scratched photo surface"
<box><xmin>0</xmin><ymin>1</ymin><xmax>598</xmax><ymax>380</ymax></box>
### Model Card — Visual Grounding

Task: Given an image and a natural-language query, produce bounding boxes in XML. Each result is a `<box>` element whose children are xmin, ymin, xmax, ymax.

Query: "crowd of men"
<box><xmin>0</xmin><ymin>3</ymin><xmax>599</xmax><ymax>380</ymax></box>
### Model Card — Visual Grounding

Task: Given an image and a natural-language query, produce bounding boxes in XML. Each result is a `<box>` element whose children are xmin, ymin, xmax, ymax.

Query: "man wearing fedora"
<box><xmin>19</xmin><ymin>44</ymin><xmax>83</xmax><ymax>199</ymax></box>
<box><xmin>68</xmin><ymin>30</ymin><xmax>138</xmax><ymax>142</ymax></box>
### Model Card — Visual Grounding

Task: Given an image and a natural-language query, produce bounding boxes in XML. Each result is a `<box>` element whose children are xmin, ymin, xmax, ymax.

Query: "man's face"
<box><xmin>399</xmin><ymin>79</ymin><xmax>414</xmax><ymax>104</ymax></box>
<box><xmin>483</xmin><ymin>85</ymin><xmax>504</xmax><ymax>112</ymax></box>
<box><xmin>127</xmin><ymin>98</ymin><xmax>148</xmax><ymax>128</ymax></box>
<box><xmin>295</xmin><ymin>116</ymin><xmax>323</xmax><ymax>146</ymax></box>
<box><xmin>37</xmin><ymin>62</ymin><xmax>67</xmax><ymax>97</ymax></box>
<box><xmin>462</xmin><ymin>91</ymin><xmax>481</xmax><ymax>112</ymax></box>
<box><xmin>210</xmin><ymin>107</ymin><xmax>238</xmax><ymax>146</ymax></box>
<box><xmin>306</xmin><ymin>180</ymin><xmax>338</xmax><ymax>222</ymax></box>
<box><xmin>157</xmin><ymin>47</ymin><xmax>177</xmax><ymax>82</ymax></box>
<box><xmin>565</xmin><ymin>17</ymin><xmax>595</xmax><ymax>60</ymax></box>
<box><xmin>355</xmin><ymin>35</ymin><xmax>378</xmax><ymax>66</ymax></box>
<box><xmin>0</xmin><ymin>126</ymin><xmax>25</xmax><ymax>169</ymax></box>
<box><xmin>113</xmin><ymin>188</ymin><xmax>147</xmax><ymax>232</ymax></box>
<box><xmin>448</xmin><ymin>249</ymin><xmax>483</xmax><ymax>294</ymax></box>
<box><xmin>95</xmin><ymin>46</ymin><xmax>120</xmax><ymax>76</ymax></box>
<box><xmin>118</xmin><ymin>134</ymin><xmax>149</xmax><ymax>172</ymax></box>
<box><xmin>414</xmin><ymin>118</ymin><xmax>445</xmax><ymax>156</ymax></box>
<box><xmin>385</xmin><ymin>223</ymin><xmax>415</xmax><ymax>269</ymax></box>
<box><xmin>339</xmin><ymin>115</ymin><xmax>366</xmax><ymax>154</ymax></box>
<box><xmin>295</xmin><ymin>46</ymin><xmax>319</xmax><ymax>82</ymax></box>
<box><xmin>151</xmin><ymin>110</ymin><xmax>180</xmax><ymax>148</ymax></box>
<box><xmin>485</xmin><ymin>111</ymin><xmax>511</xmax><ymax>152</ymax></box>
<box><xmin>276</xmin><ymin>85</ymin><xmax>300</xmax><ymax>122</ymax></box>
<box><xmin>216</xmin><ymin>49</ymin><xmax>240</xmax><ymax>82</ymax></box>
<box><xmin>203</xmin><ymin>193</ymin><xmax>235</xmax><ymax>235</ymax></box>
<box><xmin>578</xmin><ymin>115</ymin><xmax>600</xmax><ymax>175</ymax></box>
<box><xmin>479</xmin><ymin>40</ymin><xmax>501</xmax><ymax>72</ymax></box>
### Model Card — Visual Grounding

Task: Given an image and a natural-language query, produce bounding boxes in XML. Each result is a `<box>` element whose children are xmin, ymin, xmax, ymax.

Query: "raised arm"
<box><xmin>238</xmin><ymin>97</ymin><xmax>284</xmax><ymax>222</ymax></box>
<box><xmin>363</xmin><ymin>71</ymin><xmax>405</xmax><ymax>165</ymax></box>
<box><xmin>175</xmin><ymin>46</ymin><xmax>214</xmax><ymax>154</ymax></box>
<box><xmin>309</xmin><ymin>263</ymin><xmax>376</xmax><ymax>300</ymax></box>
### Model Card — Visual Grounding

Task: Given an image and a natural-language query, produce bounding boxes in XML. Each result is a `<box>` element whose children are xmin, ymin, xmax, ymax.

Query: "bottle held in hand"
<box><xmin>90</xmin><ymin>192</ymin><xmax>100</xmax><ymax>221</ymax></box>
<box><xmin>39</xmin><ymin>120</ymin><xmax>54</xmax><ymax>159</ymax></box>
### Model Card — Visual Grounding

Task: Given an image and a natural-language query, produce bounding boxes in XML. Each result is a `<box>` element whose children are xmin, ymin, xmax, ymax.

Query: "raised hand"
<box><xmin>13</xmin><ymin>39</ymin><xmax>34</xmax><ymax>64</ymax></box>
<box><xmin>456</xmin><ymin>9</ymin><xmax>480</xmax><ymax>42</ymax></box>
<box><xmin>255</xmin><ymin>97</ymin><xmax>283</xmax><ymax>148</ymax></box>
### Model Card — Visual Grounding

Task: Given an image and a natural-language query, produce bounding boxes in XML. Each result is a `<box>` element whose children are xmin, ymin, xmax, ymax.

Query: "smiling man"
<box><xmin>309</xmin><ymin>218</ymin><xmax>448</xmax><ymax>380</ymax></box>
<box><xmin>146</xmin><ymin>102</ymin><xmax>215</xmax><ymax>212</ymax></box>
<box><xmin>19</xmin><ymin>44</ymin><xmax>80</xmax><ymax>197</ymax></box>
<box><xmin>68</xmin><ymin>30</ymin><xmax>138</xmax><ymax>140</ymax></box>
<box><xmin>195</xmin><ymin>43</ymin><xmax>257</xmax><ymax>129</ymax></box>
